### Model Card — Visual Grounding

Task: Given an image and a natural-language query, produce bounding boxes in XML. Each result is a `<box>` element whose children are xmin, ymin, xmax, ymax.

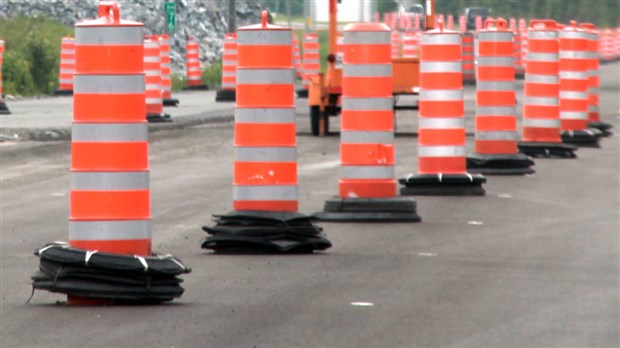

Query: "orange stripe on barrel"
<box><xmin>71</xmin><ymin>190</ymin><xmax>150</xmax><ymax>220</ymax></box>
<box><xmin>237</xmin><ymin>46</ymin><xmax>292</xmax><ymax>68</ymax></box>
<box><xmin>75</xmin><ymin>46</ymin><xmax>143</xmax><ymax>73</ymax></box>
<box><xmin>342</xmin><ymin>77</ymin><xmax>392</xmax><ymax>97</ymax></box>
<box><xmin>341</xmin><ymin>144</ymin><xmax>395</xmax><ymax>165</ymax></box>
<box><xmin>418</xmin><ymin>157</ymin><xmax>465</xmax><ymax>174</ymax></box>
<box><xmin>343</xmin><ymin>45</ymin><xmax>391</xmax><ymax>64</ymax></box>
<box><xmin>234</xmin><ymin>123</ymin><xmax>296</xmax><ymax>147</ymax></box>
<box><xmin>72</xmin><ymin>142</ymin><xmax>148</xmax><ymax>170</ymax></box>
<box><xmin>74</xmin><ymin>94</ymin><xmax>145</xmax><ymax>122</ymax></box>
<box><xmin>236</xmin><ymin>84</ymin><xmax>294</xmax><ymax>107</ymax></box>
<box><xmin>339</xmin><ymin>179</ymin><xmax>396</xmax><ymax>198</ymax></box>
<box><xmin>234</xmin><ymin>162</ymin><xmax>297</xmax><ymax>185</ymax></box>
<box><xmin>70</xmin><ymin>239</ymin><xmax>151</xmax><ymax>256</ymax></box>
<box><xmin>234</xmin><ymin>200</ymin><xmax>298</xmax><ymax>212</ymax></box>
<box><xmin>419</xmin><ymin>128</ymin><xmax>465</xmax><ymax>146</ymax></box>
<box><xmin>341</xmin><ymin>110</ymin><xmax>393</xmax><ymax>131</ymax></box>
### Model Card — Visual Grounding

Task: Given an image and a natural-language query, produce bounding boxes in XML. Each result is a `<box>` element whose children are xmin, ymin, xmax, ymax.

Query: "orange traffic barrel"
<box><xmin>599</xmin><ymin>28</ymin><xmax>613</xmax><ymax>62</ymax></box>
<box><xmin>314</xmin><ymin>22</ymin><xmax>420</xmax><ymax>222</ymax></box>
<box><xmin>462</xmin><ymin>32</ymin><xmax>476</xmax><ymax>84</ymax></box>
<box><xmin>158</xmin><ymin>34</ymin><xmax>179</xmax><ymax>106</ymax></box>
<box><xmin>216</xmin><ymin>33</ymin><xmax>237</xmax><ymax>102</ymax></box>
<box><xmin>391</xmin><ymin>31</ymin><xmax>401</xmax><ymax>58</ymax></box>
<box><xmin>183</xmin><ymin>37</ymin><xmax>208</xmax><ymax>90</ymax></box>
<box><xmin>415</xmin><ymin>14</ymin><xmax>422</xmax><ymax>31</ymax></box>
<box><xmin>510</xmin><ymin>18</ymin><xmax>525</xmax><ymax>78</ymax></box>
<box><xmin>558</xmin><ymin>21</ymin><xmax>601</xmax><ymax>146</ymax></box>
<box><xmin>54</xmin><ymin>36</ymin><xmax>75</xmax><ymax>96</ymax></box>
<box><xmin>72</xmin><ymin>0</ymin><xmax>150</xmax><ymax>302</ymax></box>
<box><xmin>579</xmin><ymin>23</ymin><xmax>613</xmax><ymax>135</ymax></box>
<box><xmin>447</xmin><ymin>15</ymin><xmax>454</xmax><ymax>31</ymax></box>
<box><xmin>202</xmin><ymin>11</ymin><xmax>331</xmax><ymax>253</ymax></box>
<box><xmin>519</xmin><ymin>18</ymin><xmax>528</xmax><ymax>69</ymax></box>
<box><xmin>0</xmin><ymin>40</ymin><xmax>10</xmax><ymax>115</ymax></box>
<box><xmin>518</xmin><ymin>20</ymin><xmax>576</xmax><ymax>158</ymax></box>
<box><xmin>144</xmin><ymin>35</ymin><xmax>171</xmax><ymax>123</ymax></box>
<box><xmin>30</xmin><ymin>1</ymin><xmax>190</xmax><ymax>306</ymax></box>
<box><xmin>72</xmin><ymin>1</ymin><xmax>150</xmax><ymax>256</ymax></box>
<box><xmin>459</xmin><ymin>16</ymin><xmax>466</xmax><ymax>33</ymax></box>
<box><xmin>297</xmin><ymin>32</ymin><xmax>319</xmax><ymax>98</ymax></box>
<box><xmin>293</xmin><ymin>33</ymin><xmax>302</xmax><ymax>78</ymax></box>
<box><xmin>402</xmin><ymin>30</ymin><xmax>420</xmax><ymax>58</ymax></box>
<box><xmin>400</xmin><ymin>20</ymin><xmax>486</xmax><ymax>196</ymax></box>
<box><xmin>466</xmin><ymin>18</ymin><xmax>534</xmax><ymax>175</ymax></box>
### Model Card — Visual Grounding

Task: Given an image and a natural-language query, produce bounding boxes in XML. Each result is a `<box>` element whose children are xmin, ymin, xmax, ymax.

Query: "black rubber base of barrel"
<box><xmin>53</xmin><ymin>89</ymin><xmax>73</xmax><ymax>96</ymax></box>
<box><xmin>147</xmin><ymin>113</ymin><xmax>173</xmax><ymax>123</ymax></box>
<box><xmin>588</xmin><ymin>121</ymin><xmax>613</xmax><ymax>137</ymax></box>
<box><xmin>312</xmin><ymin>197</ymin><xmax>421</xmax><ymax>223</ymax></box>
<box><xmin>182</xmin><ymin>84</ymin><xmax>209</xmax><ymax>91</ymax></box>
<box><xmin>399</xmin><ymin>173</ymin><xmax>486</xmax><ymax>196</ymax></box>
<box><xmin>296</xmin><ymin>88</ymin><xmax>308</xmax><ymax>98</ymax></box>
<box><xmin>31</xmin><ymin>242</ymin><xmax>190</xmax><ymax>304</ymax></box>
<box><xmin>215</xmin><ymin>89</ymin><xmax>236</xmax><ymax>102</ymax></box>
<box><xmin>163</xmin><ymin>98</ymin><xmax>179</xmax><ymax>107</ymax></box>
<box><xmin>202</xmin><ymin>211</ymin><xmax>332</xmax><ymax>254</ymax></box>
<box><xmin>466</xmin><ymin>153</ymin><xmax>535</xmax><ymax>175</ymax></box>
<box><xmin>0</xmin><ymin>102</ymin><xmax>10</xmax><ymax>115</ymax></box>
<box><xmin>561</xmin><ymin>129</ymin><xmax>601</xmax><ymax>147</ymax></box>
<box><xmin>518</xmin><ymin>142</ymin><xmax>577</xmax><ymax>159</ymax></box>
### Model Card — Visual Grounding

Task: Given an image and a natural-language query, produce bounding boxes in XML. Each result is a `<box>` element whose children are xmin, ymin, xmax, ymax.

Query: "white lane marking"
<box><xmin>417</xmin><ymin>252</ymin><xmax>437</xmax><ymax>257</ymax></box>
<box><xmin>300</xmin><ymin>160</ymin><xmax>340</xmax><ymax>172</ymax></box>
<box><xmin>51</xmin><ymin>192</ymin><xmax>66</xmax><ymax>197</ymax></box>
<box><xmin>497</xmin><ymin>193</ymin><xmax>512</xmax><ymax>198</ymax></box>
<box><xmin>351</xmin><ymin>302</ymin><xmax>374</xmax><ymax>307</ymax></box>
<box><xmin>468</xmin><ymin>221</ymin><xmax>484</xmax><ymax>225</ymax></box>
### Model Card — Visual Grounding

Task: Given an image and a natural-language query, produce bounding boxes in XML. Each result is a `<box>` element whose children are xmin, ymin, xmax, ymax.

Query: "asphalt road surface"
<box><xmin>1</xmin><ymin>63</ymin><xmax>619</xmax><ymax>347</ymax></box>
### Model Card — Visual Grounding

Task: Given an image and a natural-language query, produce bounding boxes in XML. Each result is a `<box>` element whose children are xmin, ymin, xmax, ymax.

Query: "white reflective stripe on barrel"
<box><xmin>72</xmin><ymin>123</ymin><xmax>148</xmax><ymax>142</ymax></box>
<box><xmin>239</xmin><ymin>31</ymin><xmax>292</xmax><ymax>45</ymax></box>
<box><xmin>70</xmin><ymin>220</ymin><xmax>151</xmax><ymax>241</ymax></box>
<box><xmin>341</xmin><ymin>131</ymin><xmax>394</xmax><ymax>144</ymax></box>
<box><xmin>526</xmin><ymin>74</ymin><xmax>559</xmax><ymax>84</ymax></box>
<box><xmin>477</xmin><ymin>57</ymin><xmax>514</xmax><ymax>66</ymax></box>
<box><xmin>476</xmin><ymin>106</ymin><xmax>516</xmax><ymax>116</ymax></box>
<box><xmin>559</xmin><ymin>50</ymin><xmax>590</xmax><ymax>59</ymax></box>
<box><xmin>236</xmin><ymin>69</ymin><xmax>294</xmax><ymax>84</ymax></box>
<box><xmin>418</xmin><ymin>146</ymin><xmax>466</xmax><ymax>157</ymax></box>
<box><xmin>559</xmin><ymin>91</ymin><xmax>588</xmax><ymax>99</ymax></box>
<box><xmin>522</xmin><ymin>118</ymin><xmax>560</xmax><ymax>128</ymax></box>
<box><xmin>560</xmin><ymin>111</ymin><xmax>588</xmax><ymax>119</ymax></box>
<box><xmin>476</xmin><ymin>81</ymin><xmax>515</xmax><ymax>91</ymax></box>
<box><xmin>419</xmin><ymin>117</ymin><xmax>465</xmax><ymax>129</ymax></box>
<box><xmin>233</xmin><ymin>186</ymin><xmax>298</xmax><ymax>200</ymax></box>
<box><xmin>528</xmin><ymin>31</ymin><xmax>557</xmax><ymax>40</ymax></box>
<box><xmin>527</xmin><ymin>52</ymin><xmax>558</xmax><ymax>62</ymax></box>
<box><xmin>74</xmin><ymin>75</ymin><xmax>144</xmax><ymax>94</ymax></box>
<box><xmin>420</xmin><ymin>62</ymin><xmax>461</xmax><ymax>72</ymax></box>
<box><xmin>344</xmin><ymin>31</ymin><xmax>391</xmax><ymax>45</ymax></box>
<box><xmin>71</xmin><ymin>171</ymin><xmax>149</xmax><ymax>190</ymax></box>
<box><xmin>341</xmin><ymin>166</ymin><xmax>395</xmax><ymax>179</ymax></box>
<box><xmin>235</xmin><ymin>108</ymin><xmax>295</xmax><ymax>124</ymax></box>
<box><xmin>559</xmin><ymin>71</ymin><xmax>588</xmax><ymax>79</ymax></box>
<box><xmin>235</xmin><ymin>147</ymin><xmax>297</xmax><ymax>162</ymax></box>
<box><xmin>524</xmin><ymin>96</ymin><xmax>558</xmax><ymax>105</ymax></box>
<box><xmin>342</xmin><ymin>97</ymin><xmax>392</xmax><ymax>111</ymax></box>
<box><xmin>420</xmin><ymin>89</ymin><xmax>462</xmax><ymax>101</ymax></box>
<box><xmin>76</xmin><ymin>27</ymin><xmax>143</xmax><ymax>45</ymax></box>
<box><xmin>475</xmin><ymin>131</ymin><xmax>518</xmax><ymax>140</ymax></box>
<box><xmin>343</xmin><ymin>64</ymin><xmax>391</xmax><ymax>77</ymax></box>
<box><xmin>477</xmin><ymin>32</ymin><xmax>513</xmax><ymax>42</ymax></box>
<box><xmin>421</xmin><ymin>33</ymin><xmax>460</xmax><ymax>45</ymax></box>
